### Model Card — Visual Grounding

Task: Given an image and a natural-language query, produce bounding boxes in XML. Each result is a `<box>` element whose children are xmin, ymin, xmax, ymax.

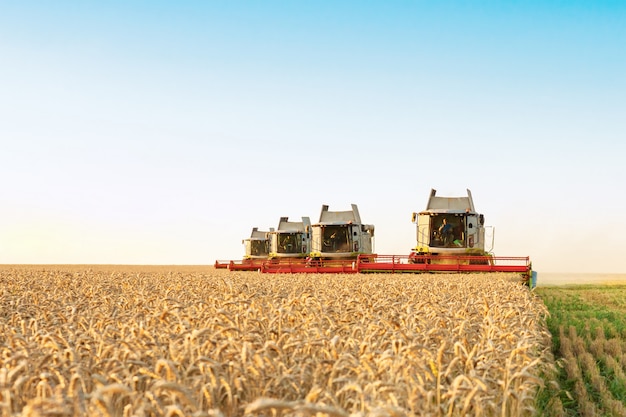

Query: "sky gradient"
<box><xmin>1</xmin><ymin>1</ymin><xmax>625</xmax><ymax>273</ymax></box>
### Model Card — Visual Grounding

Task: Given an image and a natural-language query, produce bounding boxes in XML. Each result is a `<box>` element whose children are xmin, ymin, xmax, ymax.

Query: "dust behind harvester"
<box><xmin>214</xmin><ymin>189</ymin><xmax>533</xmax><ymax>286</ymax></box>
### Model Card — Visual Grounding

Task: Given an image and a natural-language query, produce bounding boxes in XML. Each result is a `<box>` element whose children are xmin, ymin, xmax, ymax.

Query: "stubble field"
<box><xmin>535</xmin><ymin>284</ymin><xmax>626</xmax><ymax>416</ymax></box>
<box><xmin>0</xmin><ymin>266</ymin><xmax>552</xmax><ymax>417</ymax></box>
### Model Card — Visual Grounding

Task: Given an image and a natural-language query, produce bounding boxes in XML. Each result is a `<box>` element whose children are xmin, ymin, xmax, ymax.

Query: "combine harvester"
<box><xmin>268</xmin><ymin>216</ymin><xmax>312</xmax><ymax>260</ymax></box>
<box><xmin>216</xmin><ymin>216</ymin><xmax>313</xmax><ymax>271</ymax></box>
<box><xmin>309</xmin><ymin>204</ymin><xmax>375</xmax><ymax>260</ymax></box>
<box><xmin>218</xmin><ymin>227</ymin><xmax>273</xmax><ymax>271</ymax></box>
<box><xmin>215</xmin><ymin>190</ymin><xmax>533</xmax><ymax>285</ymax></box>
<box><xmin>215</xmin><ymin>205</ymin><xmax>374</xmax><ymax>272</ymax></box>
<box><xmin>358</xmin><ymin>189</ymin><xmax>533</xmax><ymax>281</ymax></box>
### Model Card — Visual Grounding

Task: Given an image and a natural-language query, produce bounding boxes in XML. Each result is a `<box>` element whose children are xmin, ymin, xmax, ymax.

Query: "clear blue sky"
<box><xmin>1</xmin><ymin>1</ymin><xmax>624</xmax><ymax>273</ymax></box>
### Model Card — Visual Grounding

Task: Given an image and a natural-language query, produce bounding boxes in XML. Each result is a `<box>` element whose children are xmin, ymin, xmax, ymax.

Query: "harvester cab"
<box><xmin>242</xmin><ymin>227</ymin><xmax>272</xmax><ymax>260</ymax></box>
<box><xmin>410</xmin><ymin>189</ymin><xmax>488</xmax><ymax>259</ymax></box>
<box><xmin>310</xmin><ymin>204</ymin><xmax>375</xmax><ymax>259</ymax></box>
<box><xmin>268</xmin><ymin>217</ymin><xmax>312</xmax><ymax>259</ymax></box>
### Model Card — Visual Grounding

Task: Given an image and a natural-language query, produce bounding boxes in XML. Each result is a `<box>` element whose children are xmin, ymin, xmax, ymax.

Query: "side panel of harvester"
<box><xmin>268</xmin><ymin>217</ymin><xmax>312</xmax><ymax>259</ymax></box>
<box><xmin>243</xmin><ymin>227</ymin><xmax>272</xmax><ymax>260</ymax></box>
<box><xmin>410</xmin><ymin>189</ymin><xmax>488</xmax><ymax>259</ymax></box>
<box><xmin>310</xmin><ymin>204</ymin><xmax>374</xmax><ymax>259</ymax></box>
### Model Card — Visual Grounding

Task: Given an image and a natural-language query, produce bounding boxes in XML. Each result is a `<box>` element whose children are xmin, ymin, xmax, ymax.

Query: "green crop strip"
<box><xmin>535</xmin><ymin>285</ymin><xmax>626</xmax><ymax>416</ymax></box>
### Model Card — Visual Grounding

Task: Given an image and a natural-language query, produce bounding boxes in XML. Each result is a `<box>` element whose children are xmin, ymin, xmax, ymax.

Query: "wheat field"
<box><xmin>0</xmin><ymin>266</ymin><xmax>552</xmax><ymax>417</ymax></box>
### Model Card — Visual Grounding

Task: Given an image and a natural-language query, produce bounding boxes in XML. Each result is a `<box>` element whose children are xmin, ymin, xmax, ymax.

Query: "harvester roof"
<box><xmin>420</xmin><ymin>188</ymin><xmax>477</xmax><ymax>215</ymax></box>
<box><xmin>314</xmin><ymin>204</ymin><xmax>363</xmax><ymax>226</ymax></box>
<box><xmin>274</xmin><ymin>217</ymin><xmax>311</xmax><ymax>233</ymax></box>
<box><xmin>247</xmin><ymin>227</ymin><xmax>271</xmax><ymax>240</ymax></box>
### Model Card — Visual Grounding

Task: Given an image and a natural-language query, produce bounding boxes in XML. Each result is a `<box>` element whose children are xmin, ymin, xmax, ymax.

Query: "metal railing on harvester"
<box><xmin>215</xmin><ymin>254</ymin><xmax>532</xmax><ymax>281</ymax></box>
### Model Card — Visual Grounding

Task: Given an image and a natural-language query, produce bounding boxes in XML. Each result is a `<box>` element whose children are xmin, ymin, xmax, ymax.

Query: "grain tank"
<box><xmin>268</xmin><ymin>217</ymin><xmax>312</xmax><ymax>259</ymax></box>
<box><xmin>309</xmin><ymin>204</ymin><xmax>374</xmax><ymax>259</ymax></box>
